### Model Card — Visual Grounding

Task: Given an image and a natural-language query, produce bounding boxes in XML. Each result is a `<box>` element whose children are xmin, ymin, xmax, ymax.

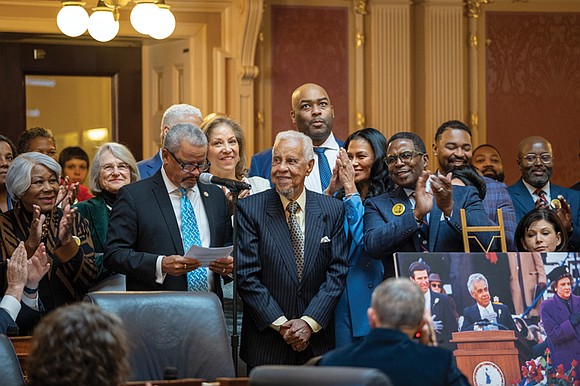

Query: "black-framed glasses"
<box><xmin>431</xmin><ymin>283</ymin><xmax>442</xmax><ymax>288</ymax></box>
<box><xmin>165</xmin><ymin>149</ymin><xmax>210</xmax><ymax>173</ymax></box>
<box><xmin>384</xmin><ymin>151</ymin><xmax>425</xmax><ymax>166</ymax></box>
<box><xmin>520</xmin><ymin>153</ymin><xmax>553</xmax><ymax>165</ymax></box>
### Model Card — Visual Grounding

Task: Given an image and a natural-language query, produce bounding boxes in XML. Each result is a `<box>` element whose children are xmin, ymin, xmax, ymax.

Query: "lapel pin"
<box><xmin>203</xmin><ymin>191</ymin><xmax>209</xmax><ymax>197</ymax></box>
<box><xmin>392</xmin><ymin>203</ymin><xmax>405</xmax><ymax>216</ymax></box>
<box><xmin>551</xmin><ymin>198</ymin><xmax>561</xmax><ymax>209</ymax></box>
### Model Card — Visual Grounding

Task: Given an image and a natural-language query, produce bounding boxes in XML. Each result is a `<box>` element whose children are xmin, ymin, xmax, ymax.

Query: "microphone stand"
<box><xmin>229</xmin><ymin>187</ymin><xmax>241</xmax><ymax>376</ymax></box>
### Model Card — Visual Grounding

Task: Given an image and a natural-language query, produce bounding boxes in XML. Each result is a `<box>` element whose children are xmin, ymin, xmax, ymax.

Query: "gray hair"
<box><xmin>6</xmin><ymin>152</ymin><xmax>61</xmax><ymax>201</ymax></box>
<box><xmin>90</xmin><ymin>142</ymin><xmax>140</xmax><ymax>194</ymax></box>
<box><xmin>161</xmin><ymin>104</ymin><xmax>202</xmax><ymax>132</ymax></box>
<box><xmin>273</xmin><ymin>131</ymin><xmax>315</xmax><ymax>162</ymax></box>
<box><xmin>371</xmin><ymin>278</ymin><xmax>424</xmax><ymax>331</ymax></box>
<box><xmin>164</xmin><ymin>123</ymin><xmax>208</xmax><ymax>153</ymax></box>
<box><xmin>467</xmin><ymin>273</ymin><xmax>488</xmax><ymax>294</ymax></box>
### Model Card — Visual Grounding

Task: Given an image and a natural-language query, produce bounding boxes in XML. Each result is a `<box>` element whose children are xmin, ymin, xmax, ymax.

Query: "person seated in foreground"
<box><xmin>27</xmin><ymin>303</ymin><xmax>130</xmax><ymax>386</ymax></box>
<box><xmin>319</xmin><ymin>278</ymin><xmax>469</xmax><ymax>386</ymax></box>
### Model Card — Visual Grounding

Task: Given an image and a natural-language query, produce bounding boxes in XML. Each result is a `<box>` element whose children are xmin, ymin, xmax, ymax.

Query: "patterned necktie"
<box><xmin>179</xmin><ymin>188</ymin><xmax>208</xmax><ymax>292</ymax></box>
<box><xmin>533</xmin><ymin>189</ymin><xmax>549</xmax><ymax>206</ymax></box>
<box><xmin>314</xmin><ymin>147</ymin><xmax>332</xmax><ymax>191</ymax></box>
<box><xmin>287</xmin><ymin>201</ymin><xmax>304</xmax><ymax>280</ymax></box>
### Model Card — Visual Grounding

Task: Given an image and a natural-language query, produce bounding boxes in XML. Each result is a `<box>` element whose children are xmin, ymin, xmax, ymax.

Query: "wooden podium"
<box><xmin>451</xmin><ymin>330</ymin><xmax>520</xmax><ymax>386</ymax></box>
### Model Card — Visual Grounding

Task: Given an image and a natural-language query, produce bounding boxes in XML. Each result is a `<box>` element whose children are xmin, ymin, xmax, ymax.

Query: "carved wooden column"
<box><xmin>366</xmin><ymin>0</ymin><xmax>413</xmax><ymax>138</ymax></box>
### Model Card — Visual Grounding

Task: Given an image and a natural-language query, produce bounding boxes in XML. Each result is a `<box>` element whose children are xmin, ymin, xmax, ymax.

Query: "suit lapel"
<box><xmin>266</xmin><ymin>191</ymin><xmax>300</xmax><ymax>285</ymax></box>
<box><xmin>428</xmin><ymin>197</ymin><xmax>442</xmax><ymax>251</ymax></box>
<box><xmin>151</xmin><ymin>172</ymin><xmax>184</xmax><ymax>255</ymax></box>
<box><xmin>511</xmin><ymin>179</ymin><xmax>535</xmax><ymax>214</ymax></box>
<box><xmin>302</xmin><ymin>191</ymin><xmax>324</xmax><ymax>283</ymax></box>
<box><xmin>198</xmin><ymin>182</ymin><xmax>217</xmax><ymax>246</ymax></box>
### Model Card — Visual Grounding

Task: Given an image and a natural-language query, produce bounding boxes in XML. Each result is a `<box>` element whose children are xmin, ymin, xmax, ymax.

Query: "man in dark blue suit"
<box><xmin>138</xmin><ymin>104</ymin><xmax>203</xmax><ymax>179</ymax></box>
<box><xmin>364</xmin><ymin>132</ymin><xmax>493</xmax><ymax>277</ymax></box>
<box><xmin>248</xmin><ymin>83</ymin><xmax>342</xmax><ymax>193</ymax></box>
<box><xmin>237</xmin><ymin>130</ymin><xmax>348</xmax><ymax>368</ymax></box>
<box><xmin>105</xmin><ymin>123</ymin><xmax>233</xmax><ymax>296</ymax></box>
<box><xmin>461</xmin><ymin>273</ymin><xmax>516</xmax><ymax>331</ymax></box>
<box><xmin>319</xmin><ymin>278</ymin><xmax>469</xmax><ymax>386</ymax></box>
<box><xmin>508</xmin><ymin>136</ymin><xmax>580</xmax><ymax>251</ymax></box>
<box><xmin>433</xmin><ymin>120</ymin><xmax>517</xmax><ymax>251</ymax></box>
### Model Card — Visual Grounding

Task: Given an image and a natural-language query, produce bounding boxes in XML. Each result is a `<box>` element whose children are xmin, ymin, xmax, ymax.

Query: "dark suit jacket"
<box><xmin>236</xmin><ymin>188</ymin><xmax>348</xmax><ymax>367</ymax></box>
<box><xmin>104</xmin><ymin>170</ymin><xmax>233</xmax><ymax>296</ymax></box>
<box><xmin>540</xmin><ymin>294</ymin><xmax>580</xmax><ymax>371</ymax></box>
<box><xmin>319</xmin><ymin>328</ymin><xmax>469</xmax><ymax>386</ymax></box>
<box><xmin>461</xmin><ymin>302</ymin><xmax>515</xmax><ymax>331</ymax></box>
<box><xmin>137</xmin><ymin>151</ymin><xmax>162</xmax><ymax>179</ymax></box>
<box><xmin>429</xmin><ymin>291</ymin><xmax>457</xmax><ymax>350</ymax></box>
<box><xmin>364</xmin><ymin>185</ymin><xmax>494</xmax><ymax>276</ymax></box>
<box><xmin>508</xmin><ymin>179</ymin><xmax>580</xmax><ymax>251</ymax></box>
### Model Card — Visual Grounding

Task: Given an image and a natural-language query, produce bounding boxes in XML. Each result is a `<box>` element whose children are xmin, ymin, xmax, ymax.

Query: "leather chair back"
<box><xmin>0</xmin><ymin>334</ymin><xmax>26</xmax><ymax>386</ymax></box>
<box><xmin>85</xmin><ymin>291</ymin><xmax>234</xmax><ymax>381</ymax></box>
<box><xmin>249</xmin><ymin>366</ymin><xmax>392</xmax><ymax>386</ymax></box>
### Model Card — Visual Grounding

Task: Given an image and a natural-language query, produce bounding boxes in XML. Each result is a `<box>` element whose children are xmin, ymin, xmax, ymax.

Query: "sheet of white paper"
<box><xmin>184</xmin><ymin>245</ymin><xmax>233</xmax><ymax>267</ymax></box>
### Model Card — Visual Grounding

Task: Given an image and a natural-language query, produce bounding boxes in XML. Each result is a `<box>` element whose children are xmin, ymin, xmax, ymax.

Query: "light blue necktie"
<box><xmin>314</xmin><ymin>147</ymin><xmax>332</xmax><ymax>190</ymax></box>
<box><xmin>179</xmin><ymin>188</ymin><xmax>208</xmax><ymax>292</ymax></box>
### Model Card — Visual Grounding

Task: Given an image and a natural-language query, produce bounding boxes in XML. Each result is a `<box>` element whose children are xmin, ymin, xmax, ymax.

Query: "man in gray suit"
<box><xmin>237</xmin><ymin>130</ymin><xmax>348</xmax><ymax>368</ymax></box>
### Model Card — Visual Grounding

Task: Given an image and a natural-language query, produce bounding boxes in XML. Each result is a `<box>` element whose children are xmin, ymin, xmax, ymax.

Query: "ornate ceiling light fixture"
<box><xmin>56</xmin><ymin>0</ymin><xmax>176</xmax><ymax>42</ymax></box>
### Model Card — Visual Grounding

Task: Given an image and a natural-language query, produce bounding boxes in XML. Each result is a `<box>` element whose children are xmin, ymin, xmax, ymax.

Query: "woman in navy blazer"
<box><xmin>325</xmin><ymin>128</ymin><xmax>389</xmax><ymax>347</ymax></box>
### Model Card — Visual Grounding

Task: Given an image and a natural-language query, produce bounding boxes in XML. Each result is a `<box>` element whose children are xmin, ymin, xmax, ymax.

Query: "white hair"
<box><xmin>272</xmin><ymin>131</ymin><xmax>314</xmax><ymax>162</ymax></box>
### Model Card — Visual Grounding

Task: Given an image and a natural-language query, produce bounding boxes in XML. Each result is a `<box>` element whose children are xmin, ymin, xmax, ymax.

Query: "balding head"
<box><xmin>290</xmin><ymin>83</ymin><xmax>334</xmax><ymax>146</ymax></box>
<box><xmin>517</xmin><ymin>135</ymin><xmax>554</xmax><ymax>188</ymax></box>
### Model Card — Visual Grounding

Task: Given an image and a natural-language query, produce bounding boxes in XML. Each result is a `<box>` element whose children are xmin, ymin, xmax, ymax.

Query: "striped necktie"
<box><xmin>179</xmin><ymin>188</ymin><xmax>208</xmax><ymax>292</ymax></box>
<box><xmin>533</xmin><ymin>188</ymin><xmax>548</xmax><ymax>206</ymax></box>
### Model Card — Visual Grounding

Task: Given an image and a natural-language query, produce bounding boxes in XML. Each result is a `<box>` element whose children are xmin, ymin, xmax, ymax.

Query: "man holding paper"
<box><xmin>104</xmin><ymin>123</ymin><xmax>233</xmax><ymax>297</ymax></box>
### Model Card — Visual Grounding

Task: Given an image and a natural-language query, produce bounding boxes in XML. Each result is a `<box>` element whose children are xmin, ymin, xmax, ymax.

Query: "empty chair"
<box><xmin>0</xmin><ymin>334</ymin><xmax>26</xmax><ymax>386</ymax></box>
<box><xmin>249</xmin><ymin>366</ymin><xmax>392</xmax><ymax>386</ymax></box>
<box><xmin>85</xmin><ymin>291</ymin><xmax>234</xmax><ymax>381</ymax></box>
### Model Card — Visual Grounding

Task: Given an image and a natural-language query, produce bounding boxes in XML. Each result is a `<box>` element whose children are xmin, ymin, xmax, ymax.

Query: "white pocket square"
<box><xmin>320</xmin><ymin>236</ymin><xmax>331</xmax><ymax>243</ymax></box>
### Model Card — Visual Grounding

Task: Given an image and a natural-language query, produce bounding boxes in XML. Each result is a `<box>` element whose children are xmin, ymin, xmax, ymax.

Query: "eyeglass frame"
<box><xmin>101</xmin><ymin>162</ymin><xmax>130</xmax><ymax>174</ymax></box>
<box><xmin>519</xmin><ymin>153</ymin><xmax>553</xmax><ymax>165</ymax></box>
<box><xmin>430</xmin><ymin>283</ymin><xmax>442</xmax><ymax>288</ymax></box>
<box><xmin>164</xmin><ymin>148</ymin><xmax>210</xmax><ymax>173</ymax></box>
<box><xmin>383</xmin><ymin>150</ymin><xmax>426</xmax><ymax>166</ymax></box>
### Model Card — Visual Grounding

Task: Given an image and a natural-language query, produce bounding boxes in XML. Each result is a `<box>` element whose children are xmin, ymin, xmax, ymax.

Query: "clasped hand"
<box><xmin>279</xmin><ymin>319</ymin><xmax>312</xmax><ymax>352</ymax></box>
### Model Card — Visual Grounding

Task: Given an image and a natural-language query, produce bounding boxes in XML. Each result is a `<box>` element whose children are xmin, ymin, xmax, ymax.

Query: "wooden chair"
<box><xmin>460</xmin><ymin>208</ymin><xmax>507</xmax><ymax>252</ymax></box>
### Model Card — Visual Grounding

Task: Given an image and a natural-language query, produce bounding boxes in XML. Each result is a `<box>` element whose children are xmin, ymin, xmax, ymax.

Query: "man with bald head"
<box><xmin>138</xmin><ymin>103</ymin><xmax>203</xmax><ymax>178</ymax></box>
<box><xmin>249</xmin><ymin>83</ymin><xmax>342</xmax><ymax>192</ymax></box>
<box><xmin>508</xmin><ymin>136</ymin><xmax>580</xmax><ymax>251</ymax></box>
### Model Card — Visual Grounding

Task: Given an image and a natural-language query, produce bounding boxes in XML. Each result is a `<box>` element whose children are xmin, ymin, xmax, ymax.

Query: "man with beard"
<box><xmin>364</xmin><ymin>132</ymin><xmax>492</xmax><ymax>277</ymax></box>
<box><xmin>471</xmin><ymin>144</ymin><xmax>506</xmax><ymax>182</ymax></box>
<box><xmin>433</xmin><ymin>120</ymin><xmax>517</xmax><ymax>251</ymax></box>
<box><xmin>508</xmin><ymin>136</ymin><xmax>580</xmax><ymax>251</ymax></box>
<box><xmin>249</xmin><ymin>83</ymin><xmax>342</xmax><ymax>193</ymax></box>
<box><xmin>237</xmin><ymin>130</ymin><xmax>348</xmax><ymax>368</ymax></box>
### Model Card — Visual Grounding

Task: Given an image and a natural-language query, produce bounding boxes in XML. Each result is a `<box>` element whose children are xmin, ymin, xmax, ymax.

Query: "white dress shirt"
<box><xmin>304</xmin><ymin>133</ymin><xmax>340</xmax><ymax>193</ymax></box>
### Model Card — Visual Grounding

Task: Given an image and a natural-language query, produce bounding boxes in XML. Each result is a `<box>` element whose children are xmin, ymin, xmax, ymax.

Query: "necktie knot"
<box><xmin>287</xmin><ymin>201</ymin><xmax>299</xmax><ymax>215</ymax></box>
<box><xmin>179</xmin><ymin>187</ymin><xmax>188</xmax><ymax>198</ymax></box>
<box><xmin>314</xmin><ymin>147</ymin><xmax>326</xmax><ymax>155</ymax></box>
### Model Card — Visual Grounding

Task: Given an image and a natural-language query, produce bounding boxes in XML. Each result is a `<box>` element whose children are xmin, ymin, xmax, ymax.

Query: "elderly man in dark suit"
<box><xmin>364</xmin><ymin>132</ymin><xmax>493</xmax><ymax>277</ymax></box>
<box><xmin>105</xmin><ymin>123</ymin><xmax>233</xmax><ymax>297</ymax></box>
<box><xmin>432</xmin><ymin>120</ymin><xmax>518</xmax><ymax>251</ymax></box>
<box><xmin>319</xmin><ymin>278</ymin><xmax>469</xmax><ymax>385</ymax></box>
<box><xmin>237</xmin><ymin>130</ymin><xmax>348</xmax><ymax>368</ymax></box>
<box><xmin>461</xmin><ymin>273</ymin><xmax>516</xmax><ymax>331</ymax></box>
<box><xmin>138</xmin><ymin>104</ymin><xmax>203</xmax><ymax>179</ymax></box>
<box><xmin>508</xmin><ymin>135</ymin><xmax>580</xmax><ymax>251</ymax></box>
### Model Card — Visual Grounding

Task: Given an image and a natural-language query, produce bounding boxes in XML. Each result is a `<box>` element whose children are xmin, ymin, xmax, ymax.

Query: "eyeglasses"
<box><xmin>384</xmin><ymin>151</ymin><xmax>425</xmax><ymax>166</ymax></box>
<box><xmin>102</xmin><ymin>163</ymin><xmax>130</xmax><ymax>174</ymax></box>
<box><xmin>431</xmin><ymin>283</ymin><xmax>441</xmax><ymax>288</ymax></box>
<box><xmin>520</xmin><ymin>153</ymin><xmax>553</xmax><ymax>165</ymax></box>
<box><xmin>165</xmin><ymin>149</ymin><xmax>210</xmax><ymax>173</ymax></box>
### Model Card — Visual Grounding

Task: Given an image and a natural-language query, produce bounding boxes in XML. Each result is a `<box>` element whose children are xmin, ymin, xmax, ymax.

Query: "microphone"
<box><xmin>199</xmin><ymin>173</ymin><xmax>251</xmax><ymax>191</ymax></box>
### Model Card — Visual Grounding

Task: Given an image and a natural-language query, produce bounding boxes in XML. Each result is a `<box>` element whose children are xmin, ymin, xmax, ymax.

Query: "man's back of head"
<box><xmin>370</xmin><ymin>278</ymin><xmax>424</xmax><ymax>334</ymax></box>
<box><xmin>160</xmin><ymin>104</ymin><xmax>203</xmax><ymax>146</ymax></box>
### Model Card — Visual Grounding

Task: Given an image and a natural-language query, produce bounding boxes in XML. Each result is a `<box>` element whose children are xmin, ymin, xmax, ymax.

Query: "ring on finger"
<box><xmin>222</xmin><ymin>268</ymin><xmax>226</xmax><ymax>273</ymax></box>
<box><xmin>183</xmin><ymin>264</ymin><xmax>187</xmax><ymax>269</ymax></box>
<box><xmin>437</xmin><ymin>187</ymin><xmax>444</xmax><ymax>192</ymax></box>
